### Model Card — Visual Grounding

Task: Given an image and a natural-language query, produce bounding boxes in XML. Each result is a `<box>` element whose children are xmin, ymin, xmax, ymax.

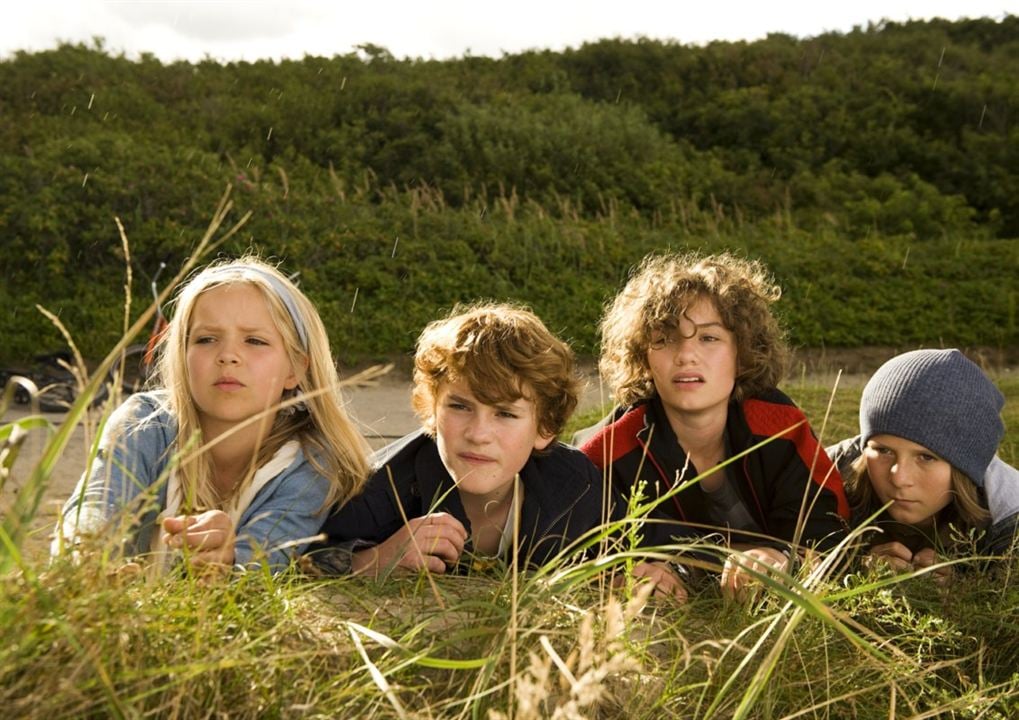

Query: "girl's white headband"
<box><xmin>202</xmin><ymin>265</ymin><xmax>309</xmax><ymax>350</ymax></box>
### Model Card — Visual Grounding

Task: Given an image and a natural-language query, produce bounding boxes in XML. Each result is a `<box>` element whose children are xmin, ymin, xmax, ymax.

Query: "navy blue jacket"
<box><xmin>318</xmin><ymin>430</ymin><xmax>606</xmax><ymax>569</ymax></box>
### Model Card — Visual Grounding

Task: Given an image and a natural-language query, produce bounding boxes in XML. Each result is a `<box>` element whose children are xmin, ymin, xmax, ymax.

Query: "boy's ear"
<box><xmin>533</xmin><ymin>433</ymin><xmax>555</xmax><ymax>452</ymax></box>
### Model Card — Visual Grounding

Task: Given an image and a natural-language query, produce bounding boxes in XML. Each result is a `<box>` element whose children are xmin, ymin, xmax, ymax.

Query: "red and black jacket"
<box><xmin>580</xmin><ymin>389</ymin><xmax>848</xmax><ymax>551</ymax></box>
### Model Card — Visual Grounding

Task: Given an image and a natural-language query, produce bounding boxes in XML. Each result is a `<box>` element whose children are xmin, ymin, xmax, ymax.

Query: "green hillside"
<box><xmin>1</xmin><ymin>17</ymin><xmax>1017</xmax><ymax>364</ymax></box>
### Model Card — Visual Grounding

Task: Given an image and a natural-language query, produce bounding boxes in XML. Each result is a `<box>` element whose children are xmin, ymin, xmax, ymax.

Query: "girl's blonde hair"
<box><xmin>845</xmin><ymin>452</ymin><xmax>991</xmax><ymax>533</ymax></box>
<box><xmin>155</xmin><ymin>256</ymin><xmax>370</xmax><ymax>511</ymax></box>
<box><xmin>599</xmin><ymin>251</ymin><xmax>788</xmax><ymax>407</ymax></box>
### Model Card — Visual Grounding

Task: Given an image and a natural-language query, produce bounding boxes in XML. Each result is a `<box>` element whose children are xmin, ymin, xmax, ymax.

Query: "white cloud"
<box><xmin>2</xmin><ymin>0</ymin><xmax>1018</xmax><ymax>63</ymax></box>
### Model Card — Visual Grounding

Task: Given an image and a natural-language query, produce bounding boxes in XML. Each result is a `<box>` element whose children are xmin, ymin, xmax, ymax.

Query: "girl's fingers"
<box><xmin>650</xmin><ymin>570</ymin><xmax>688</xmax><ymax>602</ymax></box>
<box><xmin>163</xmin><ymin>525</ymin><xmax>231</xmax><ymax>550</ymax></box>
<box><xmin>161</xmin><ymin>514</ymin><xmax>198</xmax><ymax>534</ymax></box>
<box><xmin>630</xmin><ymin>561</ymin><xmax>688</xmax><ymax>603</ymax></box>
<box><xmin>721</xmin><ymin>548</ymin><xmax>786</xmax><ymax>600</ymax></box>
<box><xmin>162</xmin><ymin>511</ymin><xmax>237</xmax><ymax>570</ymax></box>
<box><xmin>182</xmin><ymin>528</ymin><xmax>230</xmax><ymax>550</ymax></box>
<box><xmin>163</xmin><ymin>510</ymin><xmax>233</xmax><ymax>545</ymax></box>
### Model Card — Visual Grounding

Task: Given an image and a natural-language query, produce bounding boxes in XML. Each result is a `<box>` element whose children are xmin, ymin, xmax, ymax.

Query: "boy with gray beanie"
<box><xmin>827</xmin><ymin>349</ymin><xmax>1018</xmax><ymax>573</ymax></box>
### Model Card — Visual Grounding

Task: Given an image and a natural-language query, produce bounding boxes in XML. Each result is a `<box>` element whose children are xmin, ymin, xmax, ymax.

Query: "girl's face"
<box><xmin>186</xmin><ymin>283</ymin><xmax>300</xmax><ymax>437</ymax></box>
<box><xmin>434</xmin><ymin>379</ymin><xmax>552</xmax><ymax>502</ymax></box>
<box><xmin>646</xmin><ymin>296</ymin><xmax>737</xmax><ymax>426</ymax></box>
<box><xmin>864</xmin><ymin>434</ymin><xmax>954</xmax><ymax>529</ymax></box>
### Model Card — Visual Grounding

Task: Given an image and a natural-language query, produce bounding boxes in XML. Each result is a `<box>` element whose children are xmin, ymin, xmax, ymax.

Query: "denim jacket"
<box><xmin>54</xmin><ymin>391</ymin><xmax>331</xmax><ymax>571</ymax></box>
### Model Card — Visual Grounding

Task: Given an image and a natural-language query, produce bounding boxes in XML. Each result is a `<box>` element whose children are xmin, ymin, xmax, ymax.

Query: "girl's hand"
<box><xmin>625</xmin><ymin>560</ymin><xmax>688</xmax><ymax>602</ymax></box>
<box><xmin>721</xmin><ymin>546</ymin><xmax>789</xmax><ymax>602</ymax></box>
<box><xmin>351</xmin><ymin>512</ymin><xmax>468</xmax><ymax>577</ymax></box>
<box><xmin>867</xmin><ymin>541</ymin><xmax>916</xmax><ymax>573</ymax></box>
<box><xmin>162</xmin><ymin>510</ymin><xmax>237</xmax><ymax>572</ymax></box>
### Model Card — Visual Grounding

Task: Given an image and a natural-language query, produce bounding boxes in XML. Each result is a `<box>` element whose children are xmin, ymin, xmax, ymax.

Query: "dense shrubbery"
<box><xmin>1</xmin><ymin>17</ymin><xmax>1017</xmax><ymax>364</ymax></box>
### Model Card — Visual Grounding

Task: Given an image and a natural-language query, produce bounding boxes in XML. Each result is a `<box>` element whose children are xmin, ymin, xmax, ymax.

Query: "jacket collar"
<box><xmin>410</xmin><ymin>433</ymin><xmax>589</xmax><ymax>561</ymax></box>
<box><xmin>640</xmin><ymin>396</ymin><xmax>736</xmax><ymax>484</ymax></box>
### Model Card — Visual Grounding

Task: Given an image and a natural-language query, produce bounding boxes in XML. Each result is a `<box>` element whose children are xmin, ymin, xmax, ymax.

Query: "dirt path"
<box><xmin>1</xmin><ymin>364</ymin><xmax>609</xmax><ymax>562</ymax></box>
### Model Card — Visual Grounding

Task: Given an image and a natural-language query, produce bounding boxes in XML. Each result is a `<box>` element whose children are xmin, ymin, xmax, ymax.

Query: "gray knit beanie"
<box><xmin>859</xmin><ymin>349</ymin><xmax>1004</xmax><ymax>486</ymax></box>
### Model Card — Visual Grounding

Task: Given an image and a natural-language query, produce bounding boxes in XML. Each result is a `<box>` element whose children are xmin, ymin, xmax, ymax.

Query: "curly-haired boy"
<box><xmin>579</xmin><ymin>251</ymin><xmax>848</xmax><ymax>599</ymax></box>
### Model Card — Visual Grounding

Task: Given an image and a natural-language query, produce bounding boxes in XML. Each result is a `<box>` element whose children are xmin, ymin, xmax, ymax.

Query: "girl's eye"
<box><xmin>246</xmin><ymin>337</ymin><xmax>269</xmax><ymax>346</ymax></box>
<box><xmin>918</xmin><ymin>453</ymin><xmax>940</xmax><ymax>463</ymax></box>
<box><xmin>447</xmin><ymin>401</ymin><xmax>469</xmax><ymax>411</ymax></box>
<box><xmin>649</xmin><ymin>334</ymin><xmax>675</xmax><ymax>350</ymax></box>
<box><xmin>497</xmin><ymin>410</ymin><xmax>519</xmax><ymax>419</ymax></box>
<box><xmin>194</xmin><ymin>336</ymin><xmax>216</xmax><ymax>344</ymax></box>
<box><xmin>701</xmin><ymin>334</ymin><xmax>719</xmax><ymax>342</ymax></box>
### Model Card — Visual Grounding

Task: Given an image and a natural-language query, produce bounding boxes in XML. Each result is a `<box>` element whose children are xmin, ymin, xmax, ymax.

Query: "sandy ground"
<box><xmin>1</xmin><ymin>363</ymin><xmax>610</xmax><ymax>562</ymax></box>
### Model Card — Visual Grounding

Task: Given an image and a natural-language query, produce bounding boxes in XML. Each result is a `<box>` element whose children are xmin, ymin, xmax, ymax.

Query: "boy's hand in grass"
<box><xmin>352</xmin><ymin>512</ymin><xmax>468</xmax><ymax>577</ymax></box>
<box><xmin>628</xmin><ymin>560</ymin><xmax>688</xmax><ymax>602</ymax></box>
<box><xmin>911</xmin><ymin>547</ymin><xmax>953</xmax><ymax>585</ymax></box>
<box><xmin>162</xmin><ymin>510</ymin><xmax>237</xmax><ymax>572</ymax></box>
<box><xmin>869</xmin><ymin>543</ymin><xmax>952</xmax><ymax>585</ymax></box>
<box><xmin>721</xmin><ymin>546</ymin><xmax>789</xmax><ymax>602</ymax></box>
<box><xmin>868</xmin><ymin>541</ymin><xmax>914</xmax><ymax>572</ymax></box>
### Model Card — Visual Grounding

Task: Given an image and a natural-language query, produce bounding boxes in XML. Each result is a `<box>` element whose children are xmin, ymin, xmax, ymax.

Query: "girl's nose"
<box><xmin>671</xmin><ymin>337</ymin><xmax>696</xmax><ymax>364</ymax></box>
<box><xmin>216</xmin><ymin>343</ymin><xmax>240</xmax><ymax>365</ymax></box>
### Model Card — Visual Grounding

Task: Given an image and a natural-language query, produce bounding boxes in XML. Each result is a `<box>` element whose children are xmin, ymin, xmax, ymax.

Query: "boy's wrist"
<box><xmin>304</xmin><ymin>539</ymin><xmax>377</xmax><ymax>576</ymax></box>
<box><xmin>350</xmin><ymin>546</ymin><xmax>380</xmax><ymax>577</ymax></box>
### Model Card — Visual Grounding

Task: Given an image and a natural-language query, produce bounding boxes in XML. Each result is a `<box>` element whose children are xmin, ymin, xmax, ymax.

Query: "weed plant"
<box><xmin>2</xmin><ymin>198</ymin><xmax>1019</xmax><ymax>718</ymax></box>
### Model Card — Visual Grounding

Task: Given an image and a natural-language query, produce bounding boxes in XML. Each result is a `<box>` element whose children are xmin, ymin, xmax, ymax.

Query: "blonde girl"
<box><xmin>55</xmin><ymin>257</ymin><xmax>370</xmax><ymax>573</ymax></box>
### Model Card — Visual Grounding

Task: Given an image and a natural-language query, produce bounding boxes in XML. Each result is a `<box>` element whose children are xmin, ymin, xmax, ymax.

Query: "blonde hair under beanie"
<box><xmin>859</xmin><ymin>349</ymin><xmax>1004</xmax><ymax>486</ymax></box>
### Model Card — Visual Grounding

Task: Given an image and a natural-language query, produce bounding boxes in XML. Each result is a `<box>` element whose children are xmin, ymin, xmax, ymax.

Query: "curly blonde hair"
<box><xmin>599</xmin><ymin>251</ymin><xmax>789</xmax><ymax>406</ymax></box>
<box><xmin>411</xmin><ymin>302</ymin><xmax>580</xmax><ymax>440</ymax></box>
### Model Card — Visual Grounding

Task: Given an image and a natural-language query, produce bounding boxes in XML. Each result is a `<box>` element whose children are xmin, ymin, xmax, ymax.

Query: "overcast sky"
<box><xmin>3</xmin><ymin>0</ymin><xmax>1018</xmax><ymax>63</ymax></box>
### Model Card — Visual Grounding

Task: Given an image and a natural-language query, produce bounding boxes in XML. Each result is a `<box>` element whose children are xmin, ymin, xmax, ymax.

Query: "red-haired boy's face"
<box><xmin>433</xmin><ymin>379</ymin><xmax>552</xmax><ymax>501</ymax></box>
